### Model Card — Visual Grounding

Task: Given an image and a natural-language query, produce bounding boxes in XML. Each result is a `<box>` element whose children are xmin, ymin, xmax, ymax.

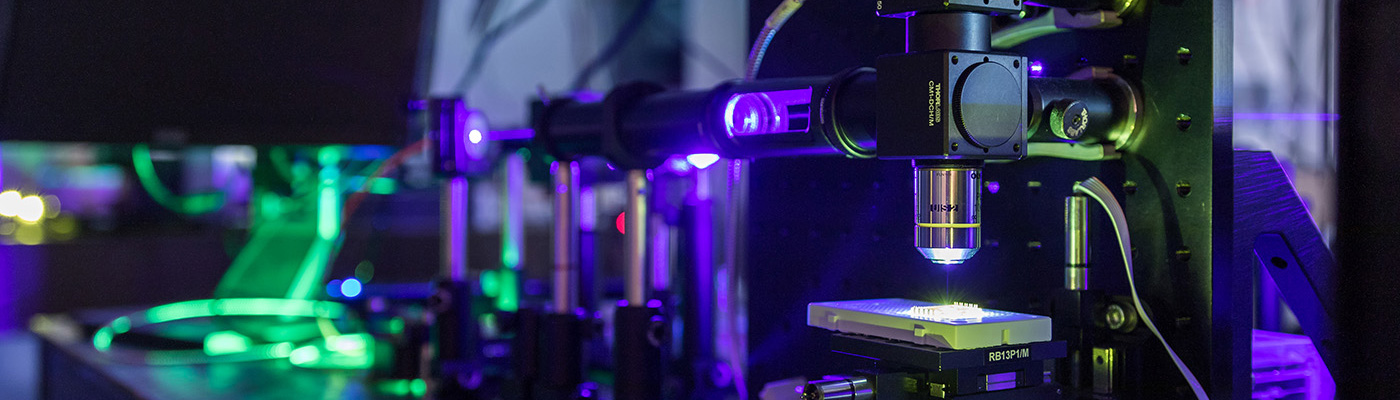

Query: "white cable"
<box><xmin>1074</xmin><ymin>177</ymin><xmax>1209</xmax><ymax>400</ymax></box>
<box><xmin>991</xmin><ymin>12</ymin><xmax>1063</xmax><ymax>49</ymax></box>
<box><xmin>745</xmin><ymin>0</ymin><xmax>804</xmax><ymax>81</ymax></box>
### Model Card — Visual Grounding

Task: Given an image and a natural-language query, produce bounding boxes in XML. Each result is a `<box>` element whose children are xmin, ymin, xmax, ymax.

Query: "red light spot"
<box><xmin>616</xmin><ymin>212</ymin><xmax>626</xmax><ymax>234</ymax></box>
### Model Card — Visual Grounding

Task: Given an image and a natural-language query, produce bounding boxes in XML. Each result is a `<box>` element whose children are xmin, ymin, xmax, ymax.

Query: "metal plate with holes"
<box><xmin>809</xmin><ymin>298</ymin><xmax>1051</xmax><ymax>349</ymax></box>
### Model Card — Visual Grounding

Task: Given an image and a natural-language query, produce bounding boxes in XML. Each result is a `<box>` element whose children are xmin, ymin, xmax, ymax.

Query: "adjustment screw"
<box><xmin>1105</xmin><ymin>304</ymin><xmax>1127</xmax><ymax>330</ymax></box>
<box><xmin>1175</xmin><ymin>246</ymin><xmax>1192</xmax><ymax>263</ymax></box>
<box><xmin>1050</xmin><ymin>100</ymin><xmax>1089</xmax><ymax>140</ymax></box>
<box><xmin>1122</xmin><ymin>54</ymin><xmax>1140</xmax><ymax>69</ymax></box>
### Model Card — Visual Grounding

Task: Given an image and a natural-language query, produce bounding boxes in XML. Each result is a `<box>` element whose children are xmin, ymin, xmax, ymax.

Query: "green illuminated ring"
<box><xmin>131</xmin><ymin>144</ymin><xmax>226</xmax><ymax>215</ymax></box>
<box><xmin>916</xmin><ymin>222</ymin><xmax>982</xmax><ymax>229</ymax></box>
<box><xmin>92</xmin><ymin>298</ymin><xmax>350</xmax><ymax>365</ymax></box>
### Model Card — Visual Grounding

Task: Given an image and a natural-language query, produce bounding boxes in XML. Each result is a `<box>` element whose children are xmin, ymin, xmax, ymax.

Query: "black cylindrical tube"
<box><xmin>906</xmin><ymin>12</ymin><xmax>992</xmax><ymax>53</ymax></box>
<box><xmin>513</xmin><ymin>308</ymin><xmax>542</xmax><ymax>386</ymax></box>
<box><xmin>432</xmin><ymin>280</ymin><xmax>476</xmax><ymax>363</ymax></box>
<box><xmin>1027</xmin><ymin>77</ymin><xmax>1129</xmax><ymax>144</ymax></box>
<box><xmin>537</xmin><ymin>74</ymin><xmax>1129</xmax><ymax>161</ymax></box>
<box><xmin>429</xmin><ymin>279</ymin><xmax>476</xmax><ymax>398</ymax></box>
<box><xmin>1338</xmin><ymin>0</ymin><xmax>1400</xmax><ymax>395</ymax></box>
<box><xmin>614</xmin><ymin>306</ymin><xmax>662</xmax><ymax>400</ymax></box>
<box><xmin>540</xmin><ymin>100</ymin><xmax>606</xmax><ymax>158</ymax></box>
<box><xmin>619</xmin><ymin>90</ymin><xmax>720</xmax><ymax>158</ymax></box>
<box><xmin>539</xmin><ymin>313</ymin><xmax>583</xmax><ymax>392</ymax></box>
<box><xmin>534</xmin><ymin>74</ymin><xmax>882</xmax><ymax>163</ymax></box>
<box><xmin>823</xmin><ymin>68</ymin><xmax>878</xmax><ymax>158</ymax></box>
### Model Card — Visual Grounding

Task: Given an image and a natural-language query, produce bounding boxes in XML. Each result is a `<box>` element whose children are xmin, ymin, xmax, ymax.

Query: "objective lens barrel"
<box><xmin>915</xmin><ymin>162</ymin><xmax>983</xmax><ymax>264</ymax></box>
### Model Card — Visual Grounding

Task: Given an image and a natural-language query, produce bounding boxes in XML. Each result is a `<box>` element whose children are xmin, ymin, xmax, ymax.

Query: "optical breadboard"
<box><xmin>807</xmin><ymin>298</ymin><xmax>1052</xmax><ymax>350</ymax></box>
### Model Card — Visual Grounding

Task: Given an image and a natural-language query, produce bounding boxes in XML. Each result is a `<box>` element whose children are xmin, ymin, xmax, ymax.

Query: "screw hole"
<box><xmin>1270</xmin><ymin>257</ymin><xmax>1288</xmax><ymax>269</ymax></box>
<box><xmin>1096</xmin><ymin>356</ymin><xmax>1105</xmax><ymax>365</ymax></box>
<box><xmin>1176</xmin><ymin>180</ymin><xmax>1192</xmax><ymax>197</ymax></box>
<box><xmin>1013</xmin><ymin>60</ymin><xmax>1020</xmax><ymax>68</ymax></box>
<box><xmin>984</xmin><ymin>56</ymin><xmax>990</xmax><ymax>63</ymax></box>
<box><xmin>951</xmin><ymin>55</ymin><xmax>959</xmax><ymax>65</ymax></box>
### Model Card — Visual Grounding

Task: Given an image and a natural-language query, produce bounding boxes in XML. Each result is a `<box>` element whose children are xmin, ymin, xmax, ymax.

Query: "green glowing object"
<box><xmin>368</xmin><ymin>178</ymin><xmax>397</xmax><ymax>195</ymax></box>
<box><xmin>495</xmin><ymin>268</ymin><xmax>519</xmax><ymax>312</ymax></box>
<box><xmin>289</xmin><ymin>344</ymin><xmax>321</xmax><ymax>365</ymax></box>
<box><xmin>376</xmin><ymin>379</ymin><xmax>428</xmax><ymax>397</ymax></box>
<box><xmin>317</xmin><ymin>186</ymin><xmax>339</xmax><ymax>240</ymax></box>
<box><xmin>479</xmin><ymin>268</ymin><xmax>521</xmax><ymax>312</ymax></box>
<box><xmin>387</xmin><ymin>317</ymin><xmax>405</xmax><ymax>335</ymax></box>
<box><xmin>288</xmin><ymin>333</ymin><xmax>374</xmax><ymax>369</ymax></box>
<box><xmin>501</xmin><ymin>242</ymin><xmax>521</xmax><ymax>269</ymax></box>
<box><xmin>93</xmin><ymin>330</ymin><xmax>113</xmax><ymax>351</ymax></box>
<box><xmin>221</xmin><ymin>147</ymin><xmax>341</xmax><ymax>309</ymax></box>
<box><xmin>354</xmin><ymin>261</ymin><xmax>375</xmax><ymax>282</ymax></box>
<box><xmin>480</xmin><ymin>269</ymin><xmax>500</xmax><ymax>297</ymax></box>
<box><xmin>411</xmin><ymin>379</ymin><xmax>427</xmax><ymax>396</ymax></box>
<box><xmin>92</xmin><ymin>299</ymin><xmax>356</xmax><ymax>366</ymax></box>
<box><xmin>110</xmin><ymin>317</ymin><xmax>131</xmax><ymax>334</ymax></box>
<box><xmin>317</xmin><ymin>146</ymin><xmax>344</xmax><ymax>167</ymax></box>
<box><xmin>258</xmin><ymin>193</ymin><xmax>284</xmax><ymax>221</ymax></box>
<box><xmin>204</xmin><ymin>331</ymin><xmax>253</xmax><ymax>356</ymax></box>
<box><xmin>131</xmin><ymin>144</ymin><xmax>225</xmax><ymax>215</ymax></box>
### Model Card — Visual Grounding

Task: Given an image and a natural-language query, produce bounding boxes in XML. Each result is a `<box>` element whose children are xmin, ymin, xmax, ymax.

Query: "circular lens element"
<box><xmin>724</xmin><ymin>92</ymin><xmax>779</xmax><ymax>136</ymax></box>
<box><xmin>954</xmin><ymin>62</ymin><xmax>1022</xmax><ymax>148</ymax></box>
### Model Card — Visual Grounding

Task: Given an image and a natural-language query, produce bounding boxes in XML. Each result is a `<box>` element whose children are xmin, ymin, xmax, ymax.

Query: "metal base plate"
<box><xmin>808</xmin><ymin>298</ymin><xmax>1052</xmax><ymax>350</ymax></box>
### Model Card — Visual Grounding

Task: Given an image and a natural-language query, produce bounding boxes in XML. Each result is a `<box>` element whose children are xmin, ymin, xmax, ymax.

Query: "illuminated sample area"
<box><xmin>808</xmin><ymin>298</ymin><xmax>1052</xmax><ymax>350</ymax></box>
<box><xmin>909</xmin><ymin>302</ymin><xmax>987</xmax><ymax>322</ymax></box>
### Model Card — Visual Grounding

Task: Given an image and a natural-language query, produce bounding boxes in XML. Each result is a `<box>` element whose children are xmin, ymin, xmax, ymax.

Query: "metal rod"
<box><xmin>1065</xmin><ymin>194</ymin><xmax>1089</xmax><ymax>290</ymax></box>
<box><xmin>442</xmin><ymin>176</ymin><xmax>469</xmax><ymax>281</ymax></box>
<box><xmin>502</xmin><ymin>154</ymin><xmax>526</xmax><ymax>270</ymax></box>
<box><xmin>625</xmin><ymin>169</ymin><xmax>650</xmax><ymax>305</ymax></box>
<box><xmin>552</xmin><ymin>161</ymin><xmax>579</xmax><ymax>313</ymax></box>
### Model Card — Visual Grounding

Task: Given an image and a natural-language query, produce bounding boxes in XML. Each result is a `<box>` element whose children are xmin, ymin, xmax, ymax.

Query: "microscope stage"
<box><xmin>808</xmin><ymin>298</ymin><xmax>1052</xmax><ymax>350</ymax></box>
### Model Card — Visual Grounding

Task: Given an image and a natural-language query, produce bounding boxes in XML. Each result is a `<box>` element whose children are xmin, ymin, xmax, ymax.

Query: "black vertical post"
<box><xmin>1337</xmin><ymin>0</ymin><xmax>1400</xmax><ymax>396</ymax></box>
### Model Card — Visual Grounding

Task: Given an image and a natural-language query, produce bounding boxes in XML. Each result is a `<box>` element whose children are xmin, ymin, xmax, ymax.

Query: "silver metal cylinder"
<box><xmin>441</xmin><ymin>177</ymin><xmax>469</xmax><ymax>281</ymax></box>
<box><xmin>625</xmin><ymin>169</ymin><xmax>649</xmax><ymax>305</ymax></box>
<box><xmin>915</xmin><ymin>164</ymin><xmax>982</xmax><ymax>264</ymax></box>
<box><xmin>1066</xmin><ymin>195</ymin><xmax>1089</xmax><ymax>290</ymax></box>
<box><xmin>502</xmin><ymin>153</ymin><xmax>526</xmax><ymax>269</ymax></box>
<box><xmin>552</xmin><ymin>162</ymin><xmax>580</xmax><ymax>312</ymax></box>
<box><xmin>803</xmin><ymin>376</ymin><xmax>874</xmax><ymax>400</ymax></box>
